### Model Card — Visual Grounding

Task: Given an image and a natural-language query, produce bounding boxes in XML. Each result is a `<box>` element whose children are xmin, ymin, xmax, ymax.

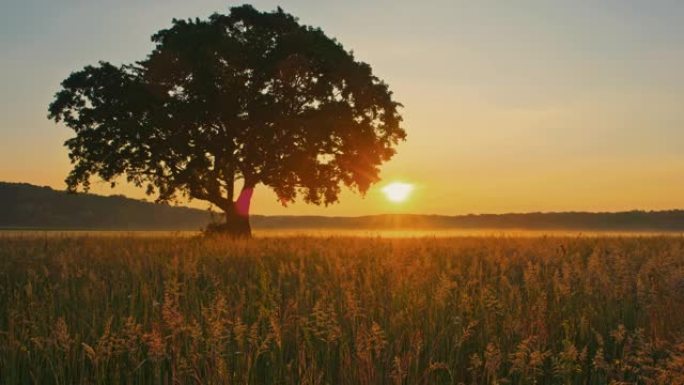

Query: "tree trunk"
<box><xmin>204</xmin><ymin>185</ymin><xmax>254</xmax><ymax>237</ymax></box>
<box><xmin>222</xmin><ymin>206</ymin><xmax>251</xmax><ymax>237</ymax></box>
<box><xmin>217</xmin><ymin>186</ymin><xmax>254</xmax><ymax>237</ymax></box>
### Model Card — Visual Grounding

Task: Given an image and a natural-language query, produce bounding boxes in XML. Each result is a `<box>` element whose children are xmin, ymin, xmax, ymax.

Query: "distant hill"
<box><xmin>1</xmin><ymin>182</ymin><xmax>683</xmax><ymax>232</ymax></box>
<box><xmin>0</xmin><ymin>182</ymin><xmax>211</xmax><ymax>230</ymax></box>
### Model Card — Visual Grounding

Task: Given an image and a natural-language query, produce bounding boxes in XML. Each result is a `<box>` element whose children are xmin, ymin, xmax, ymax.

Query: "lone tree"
<box><xmin>48</xmin><ymin>5</ymin><xmax>405</xmax><ymax>236</ymax></box>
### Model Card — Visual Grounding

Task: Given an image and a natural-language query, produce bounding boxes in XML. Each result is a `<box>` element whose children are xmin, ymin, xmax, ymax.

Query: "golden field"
<box><xmin>1</xmin><ymin>235</ymin><xmax>683</xmax><ymax>384</ymax></box>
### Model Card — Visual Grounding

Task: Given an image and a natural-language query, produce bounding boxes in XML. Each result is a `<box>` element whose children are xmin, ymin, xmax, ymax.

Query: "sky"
<box><xmin>1</xmin><ymin>0</ymin><xmax>683</xmax><ymax>216</ymax></box>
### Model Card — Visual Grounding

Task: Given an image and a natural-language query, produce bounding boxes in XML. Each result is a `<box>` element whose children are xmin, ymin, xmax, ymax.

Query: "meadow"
<box><xmin>0</xmin><ymin>234</ymin><xmax>683</xmax><ymax>384</ymax></box>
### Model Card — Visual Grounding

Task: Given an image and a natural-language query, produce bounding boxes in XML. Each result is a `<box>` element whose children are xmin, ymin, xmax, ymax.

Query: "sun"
<box><xmin>382</xmin><ymin>182</ymin><xmax>414</xmax><ymax>203</ymax></box>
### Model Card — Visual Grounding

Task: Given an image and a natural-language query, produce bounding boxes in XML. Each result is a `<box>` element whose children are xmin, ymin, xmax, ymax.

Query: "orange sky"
<box><xmin>1</xmin><ymin>1</ymin><xmax>683</xmax><ymax>215</ymax></box>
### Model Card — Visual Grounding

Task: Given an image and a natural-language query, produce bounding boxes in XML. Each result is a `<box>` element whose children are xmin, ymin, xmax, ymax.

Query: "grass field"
<box><xmin>1</xmin><ymin>235</ymin><xmax>683</xmax><ymax>384</ymax></box>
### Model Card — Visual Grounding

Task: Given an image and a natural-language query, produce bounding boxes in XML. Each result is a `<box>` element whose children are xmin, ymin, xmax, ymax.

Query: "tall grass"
<box><xmin>0</xmin><ymin>235</ymin><xmax>683</xmax><ymax>384</ymax></box>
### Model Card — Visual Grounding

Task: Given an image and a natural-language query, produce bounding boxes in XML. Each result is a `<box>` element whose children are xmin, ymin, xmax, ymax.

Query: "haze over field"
<box><xmin>2</xmin><ymin>0</ymin><xmax>684</xmax><ymax>216</ymax></box>
<box><xmin>3</xmin><ymin>182</ymin><xmax>684</xmax><ymax>233</ymax></box>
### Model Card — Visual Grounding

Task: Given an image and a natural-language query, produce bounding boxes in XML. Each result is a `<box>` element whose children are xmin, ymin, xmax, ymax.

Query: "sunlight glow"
<box><xmin>382</xmin><ymin>182</ymin><xmax>414</xmax><ymax>203</ymax></box>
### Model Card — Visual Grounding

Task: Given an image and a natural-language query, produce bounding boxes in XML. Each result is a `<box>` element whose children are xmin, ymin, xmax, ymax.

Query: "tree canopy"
<box><xmin>48</xmin><ymin>4</ymin><xmax>405</xmax><ymax>235</ymax></box>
